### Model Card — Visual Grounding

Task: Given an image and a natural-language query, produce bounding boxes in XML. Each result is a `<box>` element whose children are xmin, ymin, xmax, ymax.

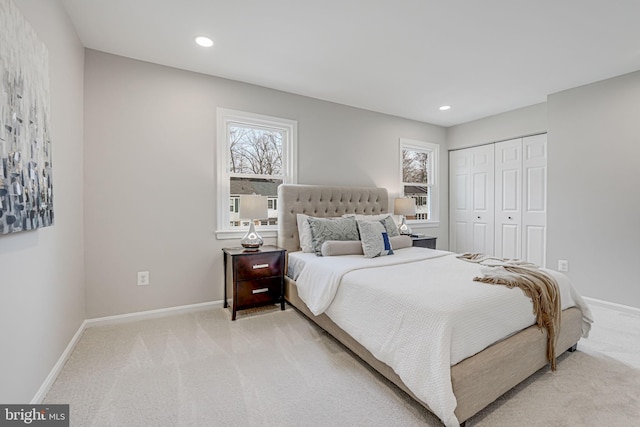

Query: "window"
<box><xmin>217</xmin><ymin>109</ymin><xmax>297</xmax><ymax>238</ymax></box>
<box><xmin>399</xmin><ymin>138</ymin><xmax>439</xmax><ymax>225</ymax></box>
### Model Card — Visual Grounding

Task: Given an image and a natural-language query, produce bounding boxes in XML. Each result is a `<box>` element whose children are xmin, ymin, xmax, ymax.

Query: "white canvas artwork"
<box><xmin>0</xmin><ymin>0</ymin><xmax>53</xmax><ymax>234</ymax></box>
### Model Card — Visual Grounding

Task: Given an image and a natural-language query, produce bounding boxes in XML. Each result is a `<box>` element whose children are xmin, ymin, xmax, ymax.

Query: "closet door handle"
<box><xmin>508</xmin><ymin>216</ymin><xmax>513</xmax><ymax>220</ymax></box>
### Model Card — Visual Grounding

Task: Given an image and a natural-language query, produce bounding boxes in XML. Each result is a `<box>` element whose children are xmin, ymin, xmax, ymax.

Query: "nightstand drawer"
<box><xmin>412</xmin><ymin>236</ymin><xmax>437</xmax><ymax>249</ymax></box>
<box><xmin>236</xmin><ymin>277</ymin><xmax>281</xmax><ymax>307</ymax></box>
<box><xmin>235</xmin><ymin>252</ymin><xmax>283</xmax><ymax>280</ymax></box>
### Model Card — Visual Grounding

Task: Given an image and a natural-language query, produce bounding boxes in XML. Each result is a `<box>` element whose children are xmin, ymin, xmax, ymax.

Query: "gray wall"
<box><xmin>547</xmin><ymin>71</ymin><xmax>640</xmax><ymax>308</ymax></box>
<box><xmin>83</xmin><ymin>50</ymin><xmax>447</xmax><ymax>318</ymax></box>
<box><xmin>0</xmin><ymin>0</ymin><xmax>85</xmax><ymax>402</ymax></box>
<box><xmin>447</xmin><ymin>103</ymin><xmax>547</xmax><ymax>150</ymax></box>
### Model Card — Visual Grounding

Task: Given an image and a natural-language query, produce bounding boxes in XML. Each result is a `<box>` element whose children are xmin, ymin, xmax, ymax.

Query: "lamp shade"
<box><xmin>239</xmin><ymin>195</ymin><xmax>268</xmax><ymax>220</ymax></box>
<box><xmin>394</xmin><ymin>197</ymin><xmax>416</xmax><ymax>216</ymax></box>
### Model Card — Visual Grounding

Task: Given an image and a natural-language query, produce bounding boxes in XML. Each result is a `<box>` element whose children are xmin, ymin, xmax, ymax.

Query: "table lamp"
<box><xmin>394</xmin><ymin>197</ymin><xmax>416</xmax><ymax>235</ymax></box>
<box><xmin>239</xmin><ymin>194</ymin><xmax>268</xmax><ymax>250</ymax></box>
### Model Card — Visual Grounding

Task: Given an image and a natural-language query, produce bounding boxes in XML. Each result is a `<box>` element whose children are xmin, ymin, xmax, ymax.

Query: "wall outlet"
<box><xmin>557</xmin><ymin>260</ymin><xmax>569</xmax><ymax>272</ymax></box>
<box><xmin>137</xmin><ymin>271</ymin><xmax>150</xmax><ymax>286</ymax></box>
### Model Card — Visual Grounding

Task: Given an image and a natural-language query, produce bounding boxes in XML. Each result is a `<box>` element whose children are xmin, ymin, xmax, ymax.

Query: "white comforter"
<box><xmin>289</xmin><ymin>247</ymin><xmax>593</xmax><ymax>427</ymax></box>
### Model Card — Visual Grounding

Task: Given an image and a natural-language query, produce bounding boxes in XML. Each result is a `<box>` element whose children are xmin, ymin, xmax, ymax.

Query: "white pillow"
<box><xmin>296</xmin><ymin>213</ymin><xmax>314</xmax><ymax>252</ymax></box>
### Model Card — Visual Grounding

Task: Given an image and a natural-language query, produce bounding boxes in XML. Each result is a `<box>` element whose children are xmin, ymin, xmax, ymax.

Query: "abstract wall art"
<box><xmin>0</xmin><ymin>0</ymin><xmax>54</xmax><ymax>235</ymax></box>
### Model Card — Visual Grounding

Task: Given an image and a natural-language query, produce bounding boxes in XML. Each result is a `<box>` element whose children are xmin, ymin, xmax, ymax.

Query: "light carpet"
<box><xmin>44</xmin><ymin>304</ymin><xmax>640</xmax><ymax>426</ymax></box>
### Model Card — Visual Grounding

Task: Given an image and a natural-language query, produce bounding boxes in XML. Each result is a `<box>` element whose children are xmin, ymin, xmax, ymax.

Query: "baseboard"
<box><xmin>584</xmin><ymin>297</ymin><xmax>640</xmax><ymax>316</ymax></box>
<box><xmin>32</xmin><ymin>300</ymin><xmax>224</xmax><ymax>403</ymax></box>
<box><xmin>31</xmin><ymin>319</ymin><xmax>89</xmax><ymax>404</ymax></box>
<box><xmin>85</xmin><ymin>300</ymin><xmax>225</xmax><ymax>327</ymax></box>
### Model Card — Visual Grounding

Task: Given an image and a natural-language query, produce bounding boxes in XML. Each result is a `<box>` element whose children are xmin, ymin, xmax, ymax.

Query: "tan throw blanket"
<box><xmin>457</xmin><ymin>253</ymin><xmax>561</xmax><ymax>371</ymax></box>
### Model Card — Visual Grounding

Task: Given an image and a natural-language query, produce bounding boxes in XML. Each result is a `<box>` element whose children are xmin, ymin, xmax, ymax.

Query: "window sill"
<box><xmin>408</xmin><ymin>220</ymin><xmax>440</xmax><ymax>228</ymax></box>
<box><xmin>216</xmin><ymin>229</ymin><xmax>278</xmax><ymax>240</ymax></box>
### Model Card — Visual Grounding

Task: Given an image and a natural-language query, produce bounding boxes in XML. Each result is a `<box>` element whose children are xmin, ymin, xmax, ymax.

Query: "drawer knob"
<box><xmin>252</xmin><ymin>263</ymin><xmax>270</xmax><ymax>269</ymax></box>
<box><xmin>252</xmin><ymin>288</ymin><xmax>269</xmax><ymax>294</ymax></box>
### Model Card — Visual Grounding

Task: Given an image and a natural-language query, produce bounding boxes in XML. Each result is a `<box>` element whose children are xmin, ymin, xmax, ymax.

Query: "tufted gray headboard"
<box><xmin>277</xmin><ymin>184</ymin><xmax>389</xmax><ymax>253</ymax></box>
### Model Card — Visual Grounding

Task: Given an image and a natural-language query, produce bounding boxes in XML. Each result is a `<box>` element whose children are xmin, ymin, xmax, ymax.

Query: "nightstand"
<box><xmin>411</xmin><ymin>236</ymin><xmax>437</xmax><ymax>249</ymax></box>
<box><xmin>222</xmin><ymin>246</ymin><xmax>286</xmax><ymax>320</ymax></box>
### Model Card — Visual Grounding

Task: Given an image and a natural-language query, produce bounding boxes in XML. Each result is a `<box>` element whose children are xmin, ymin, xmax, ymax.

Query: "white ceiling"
<box><xmin>60</xmin><ymin>0</ymin><xmax>640</xmax><ymax>127</ymax></box>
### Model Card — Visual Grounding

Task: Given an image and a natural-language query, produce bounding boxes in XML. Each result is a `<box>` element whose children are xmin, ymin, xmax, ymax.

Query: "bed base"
<box><xmin>285</xmin><ymin>276</ymin><xmax>583</xmax><ymax>424</ymax></box>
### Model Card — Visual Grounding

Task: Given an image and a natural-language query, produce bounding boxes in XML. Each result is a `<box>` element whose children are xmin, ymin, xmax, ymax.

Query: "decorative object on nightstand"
<box><xmin>223</xmin><ymin>246</ymin><xmax>286</xmax><ymax>320</ymax></box>
<box><xmin>239</xmin><ymin>194</ymin><xmax>268</xmax><ymax>250</ymax></box>
<box><xmin>411</xmin><ymin>235</ymin><xmax>437</xmax><ymax>249</ymax></box>
<box><xmin>394</xmin><ymin>197</ymin><xmax>416</xmax><ymax>235</ymax></box>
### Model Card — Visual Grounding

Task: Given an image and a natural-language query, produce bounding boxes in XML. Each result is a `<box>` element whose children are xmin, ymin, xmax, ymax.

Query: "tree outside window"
<box><xmin>229</xmin><ymin>126</ymin><xmax>283</xmax><ymax>176</ymax></box>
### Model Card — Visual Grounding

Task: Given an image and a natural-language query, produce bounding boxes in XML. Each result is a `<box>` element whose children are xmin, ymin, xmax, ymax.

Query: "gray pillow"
<box><xmin>342</xmin><ymin>213</ymin><xmax>400</xmax><ymax>237</ymax></box>
<box><xmin>308</xmin><ymin>217</ymin><xmax>359</xmax><ymax>256</ymax></box>
<box><xmin>379</xmin><ymin>215</ymin><xmax>400</xmax><ymax>237</ymax></box>
<box><xmin>357</xmin><ymin>220</ymin><xmax>394</xmax><ymax>258</ymax></box>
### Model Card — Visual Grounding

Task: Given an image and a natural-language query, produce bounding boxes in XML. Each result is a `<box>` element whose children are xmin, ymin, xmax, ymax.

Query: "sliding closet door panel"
<box><xmin>470</xmin><ymin>145</ymin><xmax>495</xmax><ymax>255</ymax></box>
<box><xmin>449</xmin><ymin>150</ymin><xmax>472</xmax><ymax>253</ymax></box>
<box><xmin>495</xmin><ymin>139</ymin><xmax>522</xmax><ymax>260</ymax></box>
<box><xmin>454</xmin><ymin>171</ymin><xmax>470</xmax><ymax>253</ymax></box>
<box><xmin>450</xmin><ymin>145</ymin><xmax>494</xmax><ymax>254</ymax></box>
<box><xmin>522</xmin><ymin>134</ymin><xmax>547</xmax><ymax>266</ymax></box>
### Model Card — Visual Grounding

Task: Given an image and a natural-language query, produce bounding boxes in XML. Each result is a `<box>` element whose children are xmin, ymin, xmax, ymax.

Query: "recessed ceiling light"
<box><xmin>194</xmin><ymin>36</ymin><xmax>214</xmax><ymax>48</ymax></box>
<box><xmin>439</xmin><ymin>105</ymin><xmax>451</xmax><ymax>111</ymax></box>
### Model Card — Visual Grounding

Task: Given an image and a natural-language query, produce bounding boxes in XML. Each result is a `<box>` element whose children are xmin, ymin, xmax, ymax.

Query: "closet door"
<box><xmin>449</xmin><ymin>149</ymin><xmax>472</xmax><ymax>253</ymax></box>
<box><xmin>449</xmin><ymin>144</ymin><xmax>494</xmax><ymax>254</ymax></box>
<box><xmin>494</xmin><ymin>139</ymin><xmax>522</xmax><ymax>260</ymax></box>
<box><xmin>522</xmin><ymin>134</ymin><xmax>547</xmax><ymax>267</ymax></box>
<box><xmin>470</xmin><ymin>145</ymin><xmax>495</xmax><ymax>255</ymax></box>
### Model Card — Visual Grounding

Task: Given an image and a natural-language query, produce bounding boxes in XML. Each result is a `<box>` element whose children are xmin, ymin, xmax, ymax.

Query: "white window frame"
<box><xmin>216</xmin><ymin>108</ymin><xmax>297</xmax><ymax>239</ymax></box>
<box><xmin>399</xmin><ymin>138</ymin><xmax>440</xmax><ymax>227</ymax></box>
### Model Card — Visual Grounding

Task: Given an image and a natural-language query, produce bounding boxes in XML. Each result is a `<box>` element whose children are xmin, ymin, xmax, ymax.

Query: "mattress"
<box><xmin>287</xmin><ymin>247</ymin><xmax>593</xmax><ymax>427</ymax></box>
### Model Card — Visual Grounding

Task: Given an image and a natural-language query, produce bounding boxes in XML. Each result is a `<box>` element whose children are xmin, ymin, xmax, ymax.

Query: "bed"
<box><xmin>276</xmin><ymin>184</ymin><xmax>592</xmax><ymax>427</ymax></box>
